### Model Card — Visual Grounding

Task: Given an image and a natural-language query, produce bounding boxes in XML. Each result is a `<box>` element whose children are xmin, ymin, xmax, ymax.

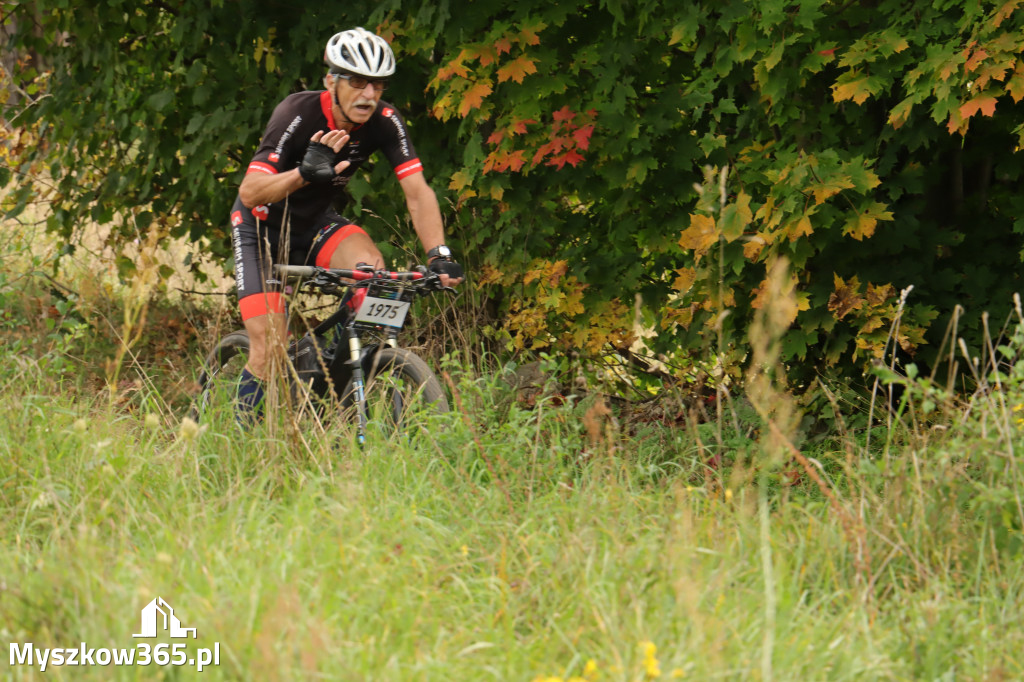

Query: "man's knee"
<box><xmin>333</xmin><ymin>247</ymin><xmax>383</xmax><ymax>269</ymax></box>
<box><xmin>329</xmin><ymin>236</ymin><xmax>383</xmax><ymax>269</ymax></box>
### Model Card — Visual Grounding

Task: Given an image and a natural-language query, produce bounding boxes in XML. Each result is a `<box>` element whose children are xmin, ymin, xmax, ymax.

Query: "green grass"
<box><xmin>2</xmin><ymin>227</ymin><xmax>1023</xmax><ymax>680</ymax></box>
<box><xmin>2</xmin><ymin>357</ymin><xmax>1023</xmax><ymax>681</ymax></box>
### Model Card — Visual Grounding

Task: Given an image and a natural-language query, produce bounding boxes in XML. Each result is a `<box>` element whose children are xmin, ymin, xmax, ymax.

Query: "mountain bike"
<box><xmin>193</xmin><ymin>264</ymin><xmax>451</xmax><ymax>444</ymax></box>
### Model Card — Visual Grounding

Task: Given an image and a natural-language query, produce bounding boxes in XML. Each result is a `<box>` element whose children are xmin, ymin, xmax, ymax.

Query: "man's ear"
<box><xmin>323</xmin><ymin>73</ymin><xmax>338</xmax><ymax>106</ymax></box>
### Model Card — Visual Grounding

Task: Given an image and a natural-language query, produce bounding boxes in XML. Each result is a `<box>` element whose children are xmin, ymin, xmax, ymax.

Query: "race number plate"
<box><xmin>355</xmin><ymin>295</ymin><xmax>411</xmax><ymax>328</ymax></box>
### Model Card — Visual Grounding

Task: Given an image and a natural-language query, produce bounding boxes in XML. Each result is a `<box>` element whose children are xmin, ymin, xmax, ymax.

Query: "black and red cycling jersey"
<box><xmin>230</xmin><ymin>90</ymin><xmax>423</xmax><ymax>236</ymax></box>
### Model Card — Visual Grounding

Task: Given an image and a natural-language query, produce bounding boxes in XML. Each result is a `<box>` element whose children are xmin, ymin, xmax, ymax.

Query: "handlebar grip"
<box><xmin>275</xmin><ymin>265</ymin><xmax>318</xmax><ymax>278</ymax></box>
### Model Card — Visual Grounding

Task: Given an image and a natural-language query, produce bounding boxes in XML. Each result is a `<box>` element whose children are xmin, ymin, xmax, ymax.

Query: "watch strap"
<box><xmin>426</xmin><ymin>245</ymin><xmax>452</xmax><ymax>261</ymax></box>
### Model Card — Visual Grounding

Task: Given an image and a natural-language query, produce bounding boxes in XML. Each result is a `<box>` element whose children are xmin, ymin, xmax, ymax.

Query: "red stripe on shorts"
<box><xmin>239</xmin><ymin>292</ymin><xmax>285</xmax><ymax>321</ymax></box>
<box><xmin>315</xmin><ymin>225</ymin><xmax>368</xmax><ymax>268</ymax></box>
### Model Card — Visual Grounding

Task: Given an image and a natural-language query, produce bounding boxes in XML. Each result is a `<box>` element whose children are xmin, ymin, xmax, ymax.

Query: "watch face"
<box><xmin>437</xmin><ymin>245</ymin><xmax>452</xmax><ymax>258</ymax></box>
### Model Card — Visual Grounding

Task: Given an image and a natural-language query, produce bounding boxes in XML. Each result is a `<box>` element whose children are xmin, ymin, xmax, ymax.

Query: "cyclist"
<box><xmin>229</xmin><ymin>27</ymin><xmax>463</xmax><ymax>421</ymax></box>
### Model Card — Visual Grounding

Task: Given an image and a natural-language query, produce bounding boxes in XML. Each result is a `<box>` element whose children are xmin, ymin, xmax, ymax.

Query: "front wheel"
<box><xmin>354</xmin><ymin>347</ymin><xmax>449</xmax><ymax>439</ymax></box>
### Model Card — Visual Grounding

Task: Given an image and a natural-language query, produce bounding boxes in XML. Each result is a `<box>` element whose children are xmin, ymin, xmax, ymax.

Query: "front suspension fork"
<box><xmin>347</xmin><ymin>329</ymin><xmax>368</xmax><ymax>446</ymax></box>
<box><xmin>348</xmin><ymin>329</ymin><xmax>399</xmax><ymax>448</ymax></box>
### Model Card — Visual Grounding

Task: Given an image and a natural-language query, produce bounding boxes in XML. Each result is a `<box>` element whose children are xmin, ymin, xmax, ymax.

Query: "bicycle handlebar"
<box><xmin>275</xmin><ymin>264</ymin><xmax>427</xmax><ymax>282</ymax></box>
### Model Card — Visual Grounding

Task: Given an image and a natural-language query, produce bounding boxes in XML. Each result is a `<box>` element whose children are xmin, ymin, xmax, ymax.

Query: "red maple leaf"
<box><xmin>512</xmin><ymin>118</ymin><xmax>537</xmax><ymax>134</ymax></box>
<box><xmin>546</xmin><ymin>149</ymin><xmax>585</xmax><ymax>170</ymax></box>
<box><xmin>552</xmin><ymin>106</ymin><xmax>575</xmax><ymax>122</ymax></box>
<box><xmin>572</xmin><ymin>124</ymin><xmax>594</xmax><ymax>150</ymax></box>
<box><xmin>532</xmin><ymin>139</ymin><xmax>564</xmax><ymax>167</ymax></box>
<box><xmin>964</xmin><ymin>48</ymin><xmax>989</xmax><ymax>73</ymax></box>
<box><xmin>959</xmin><ymin>95</ymin><xmax>999</xmax><ymax>120</ymax></box>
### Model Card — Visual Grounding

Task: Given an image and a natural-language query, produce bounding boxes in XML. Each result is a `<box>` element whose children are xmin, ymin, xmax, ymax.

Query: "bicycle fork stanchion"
<box><xmin>347</xmin><ymin>328</ymin><xmax>368</xmax><ymax>447</ymax></box>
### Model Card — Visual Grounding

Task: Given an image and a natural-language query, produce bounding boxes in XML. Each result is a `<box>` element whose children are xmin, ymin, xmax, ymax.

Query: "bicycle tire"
<box><xmin>190</xmin><ymin>330</ymin><xmax>250</xmax><ymax>422</ymax></box>
<box><xmin>355</xmin><ymin>346</ymin><xmax>449</xmax><ymax>438</ymax></box>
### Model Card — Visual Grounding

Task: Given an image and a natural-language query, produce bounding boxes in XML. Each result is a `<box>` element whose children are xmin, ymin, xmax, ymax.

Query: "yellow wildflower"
<box><xmin>640</xmin><ymin>641</ymin><xmax>661</xmax><ymax>679</ymax></box>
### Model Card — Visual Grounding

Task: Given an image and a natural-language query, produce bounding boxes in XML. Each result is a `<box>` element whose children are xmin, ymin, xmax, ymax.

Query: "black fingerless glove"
<box><xmin>299</xmin><ymin>142</ymin><xmax>337</xmax><ymax>184</ymax></box>
<box><xmin>428</xmin><ymin>258</ymin><xmax>464</xmax><ymax>280</ymax></box>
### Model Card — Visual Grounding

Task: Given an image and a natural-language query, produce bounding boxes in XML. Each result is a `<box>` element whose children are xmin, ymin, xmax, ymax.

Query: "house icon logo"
<box><xmin>132</xmin><ymin>597</ymin><xmax>197</xmax><ymax>639</ymax></box>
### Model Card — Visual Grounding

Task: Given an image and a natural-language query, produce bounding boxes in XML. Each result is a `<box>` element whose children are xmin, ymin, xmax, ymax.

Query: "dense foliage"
<box><xmin>4</xmin><ymin>0</ymin><xmax>1024</xmax><ymax>386</ymax></box>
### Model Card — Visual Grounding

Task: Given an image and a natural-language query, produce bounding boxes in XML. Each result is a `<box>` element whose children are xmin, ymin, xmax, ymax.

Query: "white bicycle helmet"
<box><xmin>324</xmin><ymin>28</ymin><xmax>395</xmax><ymax>78</ymax></box>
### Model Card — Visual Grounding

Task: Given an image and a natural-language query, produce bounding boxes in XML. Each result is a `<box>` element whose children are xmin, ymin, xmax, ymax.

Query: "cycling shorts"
<box><xmin>230</xmin><ymin>198</ymin><xmax>368</xmax><ymax>321</ymax></box>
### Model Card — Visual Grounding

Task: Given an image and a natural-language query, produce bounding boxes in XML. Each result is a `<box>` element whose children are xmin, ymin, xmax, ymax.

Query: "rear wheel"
<box><xmin>191</xmin><ymin>330</ymin><xmax>250</xmax><ymax>423</ymax></box>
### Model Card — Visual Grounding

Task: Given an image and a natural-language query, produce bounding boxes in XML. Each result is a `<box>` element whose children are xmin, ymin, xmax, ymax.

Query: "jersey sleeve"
<box><xmin>246</xmin><ymin>95</ymin><xmax>307</xmax><ymax>177</ymax></box>
<box><xmin>376</xmin><ymin>105</ymin><xmax>423</xmax><ymax>181</ymax></box>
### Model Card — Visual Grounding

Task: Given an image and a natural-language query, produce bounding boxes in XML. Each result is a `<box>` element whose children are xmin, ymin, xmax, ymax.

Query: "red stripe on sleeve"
<box><xmin>247</xmin><ymin>162</ymin><xmax>279</xmax><ymax>175</ymax></box>
<box><xmin>394</xmin><ymin>159</ymin><xmax>423</xmax><ymax>180</ymax></box>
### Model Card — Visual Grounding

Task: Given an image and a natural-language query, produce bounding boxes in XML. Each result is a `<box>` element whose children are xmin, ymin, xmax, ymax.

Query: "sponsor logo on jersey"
<box><xmin>274</xmin><ymin>115</ymin><xmax>302</xmax><ymax>159</ymax></box>
<box><xmin>231</xmin><ymin>211</ymin><xmax>243</xmax><ymax>227</ymax></box>
<box><xmin>382</xmin><ymin>107</ymin><xmax>394</xmax><ymax>118</ymax></box>
<box><xmin>252</xmin><ymin>205</ymin><xmax>269</xmax><ymax>221</ymax></box>
<box><xmin>268</xmin><ymin>152</ymin><xmax>280</xmax><ymax>162</ymax></box>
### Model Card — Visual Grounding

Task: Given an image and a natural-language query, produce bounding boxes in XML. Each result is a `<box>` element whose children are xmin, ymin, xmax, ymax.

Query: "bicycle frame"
<box><xmin>277</xmin><ymin>264</ymin><xmax>439</xmax><ymax>446</ymax></box>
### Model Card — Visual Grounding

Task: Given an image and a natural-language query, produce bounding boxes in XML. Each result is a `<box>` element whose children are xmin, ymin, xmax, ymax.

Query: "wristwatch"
<box><xmin>427</xmin><ymin>244</ymin><xmax>452</xmax><ymax>261</ymax></box>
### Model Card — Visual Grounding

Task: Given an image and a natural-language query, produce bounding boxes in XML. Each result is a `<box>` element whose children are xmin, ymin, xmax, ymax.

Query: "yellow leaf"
<box><xmin>496</xmin><ymin>55</ymin><xmax>538</xmax><ymax>84</ymax></box>
<box><xmin>844</xmin><ymin>202</ymin><xmax>893</xmax><ymax>240</ymax></box>
<box><xmin>546</xmin><ymin>260</ymin><xmax>568</xmax><ymax>286</ymax></box>
<box><xmin>787</xmin><ymin>214</ymin><xmax>813</xmax><ymax>242</ymax></box>
<box><xmin>849</xmin><ymin>214</ymin><xmax>878</xmax><ymax>240</ymax></box>
<box><xmin>678</xmin><ymin>214</ymin><xmax>718</xmax><ymax>254</ymax></box>
<box><xmin>865</xmin><ymin>282</ymin><xmax>896</xmax><ymax>306</ymax></box>
<box><xmin>743</xmin><ymin>236</ymin><xmax>765</xmax><ymax>261</ymax></box>
<box><xmin>448</xmin><ymin>170</ymin><xmax>473</xmax><ymax>192</ymax></box>
<box><xmin>810</xmin><ymin>176</ymin><xmax>855</xmax><ymax>205</ymax></box>
<box><xmin>477</xmin><ymin>264</ymin><xmax>507</xmax><ymax>286</ymax></box>
<box><xmin>832</xmin><ymin>73</ymin><xmax>875</xmax><ymax>104</ymax></box>
<box><xmin>672</xmin><ymin>267</ymin><xmax>697</xmax><ymax>293</ymax></box>
<box><xmin>668</xmin><ymin>24</ymin><xmax>686</xmax><ymax>46</ymax></box>
<box><xmin>457</xmin><ymin>81</ymin><xmax>493</xmax><ymax>117</ymax></box>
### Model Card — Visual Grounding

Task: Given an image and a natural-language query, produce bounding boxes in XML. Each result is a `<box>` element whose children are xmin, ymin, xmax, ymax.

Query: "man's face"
<box><xmin>333</xmin><ymin>75</ymin><xmax>383</xmax><ymax>125</ymax></box>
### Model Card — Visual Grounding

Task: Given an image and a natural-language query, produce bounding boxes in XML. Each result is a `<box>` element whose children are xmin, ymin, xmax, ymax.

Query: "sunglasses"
<box><xmin>335</xmin><ymin>74</ymin><xmax>388</xmax><ymax>92</ymax></box>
